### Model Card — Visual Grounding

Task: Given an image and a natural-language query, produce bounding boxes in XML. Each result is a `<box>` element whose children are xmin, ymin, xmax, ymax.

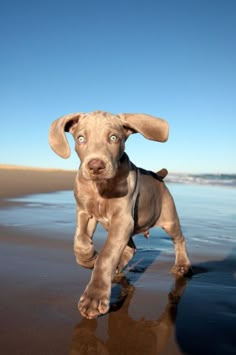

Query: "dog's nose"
<box><xmin>87</xmin><ymin>159</ymin><xmax>106</xmax><ymax>175</ymax></box>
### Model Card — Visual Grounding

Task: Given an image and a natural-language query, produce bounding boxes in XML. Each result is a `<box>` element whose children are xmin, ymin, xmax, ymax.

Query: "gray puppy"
<box><xmin>49</xmin><ymin>110</ymin><xmax>191</xmax><ymax>319</ymax></box>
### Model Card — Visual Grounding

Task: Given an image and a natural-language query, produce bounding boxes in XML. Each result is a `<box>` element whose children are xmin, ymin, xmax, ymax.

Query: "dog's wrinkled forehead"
<box><xmin>78</xmin><ymin>111</ymin><xmax>122</xmax><ymax>130</ymax></box>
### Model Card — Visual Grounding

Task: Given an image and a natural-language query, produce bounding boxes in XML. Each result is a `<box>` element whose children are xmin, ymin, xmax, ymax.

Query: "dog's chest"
<box><xmin>86</xmin><ymin>198</ymin><xmax>109</xmax><ymax>227</ymax></box>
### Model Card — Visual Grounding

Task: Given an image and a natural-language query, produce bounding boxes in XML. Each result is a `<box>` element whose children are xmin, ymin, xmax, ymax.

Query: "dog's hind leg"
<box><xmin>158</xmin><ymin>188</ymin><xmax>192</xmax><ymax>277</ymax></box>
<box><xmin>116</xmin><ymin>237</ymin><xmax>136</xmax><ymax>274</ymax></box>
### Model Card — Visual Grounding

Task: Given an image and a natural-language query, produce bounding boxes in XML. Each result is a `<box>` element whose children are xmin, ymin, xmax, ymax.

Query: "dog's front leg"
<box><xmin>74</xmin><ymin>209</ymin><xmax>98</xmax><ymax>269</ymax></box>
<box><xmin>78</xmin><ymin>215</ymin><xmax>134</xmax><ymax>319</ymax></box>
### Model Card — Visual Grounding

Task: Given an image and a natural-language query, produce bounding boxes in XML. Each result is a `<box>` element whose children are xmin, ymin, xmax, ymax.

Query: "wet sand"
<box><xmin>0</xmin><ymin>165</ymin><xmax>236</xmax><ymax>354</ymax></box>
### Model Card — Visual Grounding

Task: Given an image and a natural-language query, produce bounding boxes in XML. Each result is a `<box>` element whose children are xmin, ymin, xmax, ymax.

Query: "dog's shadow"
<box><xmin>70</xmin><ymin>249</ymin><xmax>189</xmax><ymax>355</ymax></box>
<box><xmin>175</xmin><ymin>247</ymin><xmax>236</xmax><ymax>355</ymax></box>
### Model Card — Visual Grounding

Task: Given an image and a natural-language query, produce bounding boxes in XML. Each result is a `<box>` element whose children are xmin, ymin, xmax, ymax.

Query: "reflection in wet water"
<box><xmin>70</xmin><ymin>276</ymin><xmax>188</xmax><ymax>355</ymax></box>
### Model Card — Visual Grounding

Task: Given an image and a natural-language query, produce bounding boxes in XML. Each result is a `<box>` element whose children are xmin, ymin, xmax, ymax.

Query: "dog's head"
<box><xmin>49</xmin><ymin>110</ymin><xmax>169</xmax><ymax>180</ymax></box>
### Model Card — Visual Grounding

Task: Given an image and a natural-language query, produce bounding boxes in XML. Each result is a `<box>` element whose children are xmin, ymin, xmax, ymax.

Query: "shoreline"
<box><xmin>1</xmin><ymin>165</ymin><xmax>235</xmax><ymax>200</ymax></box>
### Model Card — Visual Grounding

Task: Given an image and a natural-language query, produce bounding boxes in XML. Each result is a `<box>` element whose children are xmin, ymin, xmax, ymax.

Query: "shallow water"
<box><xmin>1</xmin><ymin>183</ymin><xmax>236</xmax><ymax>354</ymax></box>
<box><xmin>1</xmin><ymin>183</ymin><xmax>235</xmax><ymax>250</ymax></box>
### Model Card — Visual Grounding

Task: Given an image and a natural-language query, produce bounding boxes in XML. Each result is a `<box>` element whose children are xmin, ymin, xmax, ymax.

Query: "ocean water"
<box><xmin>166</xmin><ymin>173</ymin><xmax>236</xmax><ymax>187</ymax></box>
<box><xmin>1</xmin><ymin>183</ymin><xmax>235</xmax><ymax>254</ymax></box>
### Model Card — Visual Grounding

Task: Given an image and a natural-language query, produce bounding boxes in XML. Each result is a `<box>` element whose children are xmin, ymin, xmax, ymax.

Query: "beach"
<box><xmin>0</xmin><ymin>165</ymin><xmax>236</xmax><ymax>355</ymax></box>
<box><xmin>0</xmin><ymin>165</ymin><xmax>77</xmax><ymax>199</ymax></box>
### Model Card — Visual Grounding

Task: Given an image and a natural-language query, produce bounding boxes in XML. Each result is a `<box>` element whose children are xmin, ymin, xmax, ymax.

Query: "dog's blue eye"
<box><xmin>110</xmin><ymin>135</ymin><xmax>118</xmax><ymax>142</ymax></box>
<box><xmin>77</xmin><ymin>136</ymin><xmax>85</xmax><ymax>143</ymax></box>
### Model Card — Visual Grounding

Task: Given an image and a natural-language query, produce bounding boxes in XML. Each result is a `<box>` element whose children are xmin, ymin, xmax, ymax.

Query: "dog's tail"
<box><xmin>156</xmin><ymin>168</ymin><xmax>168</xmax><ymax>180</ymax></box>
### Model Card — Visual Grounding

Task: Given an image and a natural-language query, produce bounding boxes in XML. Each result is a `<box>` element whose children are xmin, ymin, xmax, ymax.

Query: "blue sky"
<box><xmin>1</xmin><ymin>0</ymin><xmax>235</xmax><ymax>173</ymax></box>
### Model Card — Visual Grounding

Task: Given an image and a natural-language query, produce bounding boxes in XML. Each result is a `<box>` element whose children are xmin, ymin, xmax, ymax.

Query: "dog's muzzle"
<box><xmin>87</xmin><ymin>159</ymin><xmax>106</xmax><ymax>176</ymax></box>
<box><xmin>82</xmin><ymin>156</ymin><xmax>117</xmax><ymax>180</ymax></box>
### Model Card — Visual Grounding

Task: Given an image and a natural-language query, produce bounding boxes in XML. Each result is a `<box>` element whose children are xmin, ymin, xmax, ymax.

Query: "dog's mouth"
<box><xmin>87</xmin><ymin>173</ymin><xmax>113</xmax><ymax>181</ymax></box>
<box><xmin>84</xmin><ymin>170</ymin><xmax>116</xmax><ymax>181</ymax></box>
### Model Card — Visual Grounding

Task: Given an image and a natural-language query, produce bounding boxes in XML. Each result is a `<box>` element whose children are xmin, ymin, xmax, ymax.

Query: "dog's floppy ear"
<box><xmin>49</xmin><ymin>113</ymin><xmax>81</xmax><ymax>158</ymax></box>
<box><xmin>118</xmin><ymin>113</ymin><xmax>169</xmax><ymax>142</ymax></box>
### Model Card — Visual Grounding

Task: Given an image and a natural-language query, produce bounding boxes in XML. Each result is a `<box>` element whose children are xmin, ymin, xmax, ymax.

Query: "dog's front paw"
<box><xmin>171</xmin><ymin>264</ymin><xmax>192</xmax><ymax>277</ymax></box>
<box><xmin>78</xmin><ymin>282</ymin><xmax>110</xmax><ymax>319</ymax></box>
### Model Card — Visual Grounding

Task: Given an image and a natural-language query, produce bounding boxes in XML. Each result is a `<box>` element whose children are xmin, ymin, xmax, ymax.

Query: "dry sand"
<box><xmin>0</xmin><ymin>164</ymin><xmax>76</xmax><ymax>199</ymax></box>
<box><xmin>0</xmin><ymin>165</ymin><xmax>235</xmax><ymax>354</ymax></box>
